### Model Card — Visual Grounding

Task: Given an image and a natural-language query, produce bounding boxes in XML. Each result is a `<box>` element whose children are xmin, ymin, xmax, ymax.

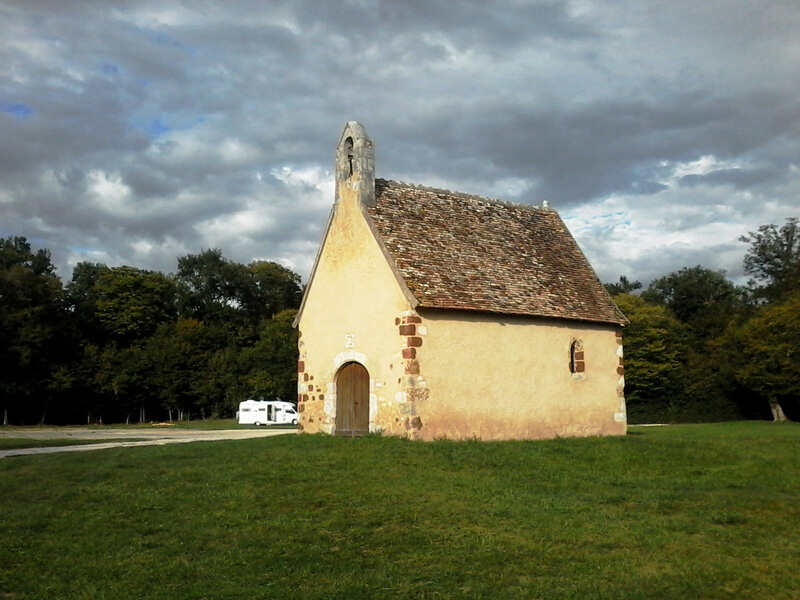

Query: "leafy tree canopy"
<box><xmin>642</xmin><ymin>265</ymin><xmax>741</xmax><ymax>337</ymax></box>
<box><xmin>65</xmin><ymin>262</ymin><xmax>111</xmax><ymax>343</ymax></box>
<box><xmin>94</xmin><ymin>266</ymin><xmax>178</xmax><ymax>344</ymax></box>
<box><xmin>740</xmin><ymin>217</ymin><xmax>800</xmax><ymax>302</ymax></box>
<box><xmin>176</xmin><ymin>249</ymin><xmax>255</xmax><ymax>325</ymax></box>
<box><xmin>614</xmin><ymin>294</ymin><xmax>690</xmax><ymax>417</ymax></box>
<box><xmin>724</xmin><ymin>291</ymin><xmax>800</xmax><ymax>421</ymax></box>
<box><xmin>249</xmin><ymin>260</ymin><xmax>302</xmax><ymax>316</ymax></box>
<box><xmin>176</xmin><ymin>250</ymin><xmax>302</xmax><ymax>327</ymax></box>
<box><xmin>240</xmin><ymin>309</ymin><xmax>299</xmax><ymax>402</ymax></box>
<box><xmin>0</xmin><ymin>236</ymin><xmax>69</xmax><ymax>423</ymax></box>
<box><xmin>0</xmin><ymin>236</ymin><xmax>55</xmax><ymax>275</ymax></box>
<box><xmin>604</xmin><ymin>275</ymin><xmax>642</xmax><ymax>296</ymax></box>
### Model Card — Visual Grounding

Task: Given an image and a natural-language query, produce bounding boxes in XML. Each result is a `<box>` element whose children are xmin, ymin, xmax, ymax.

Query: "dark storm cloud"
<box><xmin>1</xmin><ymin>0</ymin><xmax>799</xmax><ymax>285</ymax></box>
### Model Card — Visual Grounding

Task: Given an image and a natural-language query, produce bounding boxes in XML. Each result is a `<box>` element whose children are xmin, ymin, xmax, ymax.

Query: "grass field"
<box><xmin>1</xmin><ymin>422</ymin><xmax>798</xmax><ymax>599</ymax></box>
<box><xmin>0</xmin><ymin>437</ymin><xmax>148</xmax><ymax>450</ymax></box>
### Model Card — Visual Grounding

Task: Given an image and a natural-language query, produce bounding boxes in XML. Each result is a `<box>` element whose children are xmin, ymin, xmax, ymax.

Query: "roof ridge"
<box><xmin>375</xmin><ymin>177</ymin><xmax>553</xmax><ymax>212</ymax></box>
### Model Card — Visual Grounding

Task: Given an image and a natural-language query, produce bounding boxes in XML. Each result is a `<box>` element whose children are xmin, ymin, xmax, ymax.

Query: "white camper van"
<box><xmin>237</xmin><ymin>399</ymin><xmax>298</xmax><ymax>426</ymax></box>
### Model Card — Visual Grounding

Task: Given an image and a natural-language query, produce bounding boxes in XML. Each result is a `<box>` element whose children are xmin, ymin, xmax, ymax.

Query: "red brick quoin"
<box><xmin>399</xmin><ymin>313</ymin><xmax>424</xmax><ymax>391</ymax></box>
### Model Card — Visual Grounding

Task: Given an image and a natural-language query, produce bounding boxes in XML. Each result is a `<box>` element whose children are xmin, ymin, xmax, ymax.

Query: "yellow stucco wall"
<box><xmin>296</xmin><ymin>175</ymin><xmax>414</xmax><ymax>435</ymax></box>
<box><xmin>412</xmin><ymin>310</ymin><xmax>626</xmax><ymax>440</ymax></box>
<box><xmin>297</xmin><ymin>176</ymin><xmax>626</xmax><ymax>440</ymax></box>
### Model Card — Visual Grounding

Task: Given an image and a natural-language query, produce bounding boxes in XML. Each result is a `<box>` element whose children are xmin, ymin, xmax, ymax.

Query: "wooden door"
<box><xmin>335</xmin><ymin>362</ymin><xmax>369</xmax><ymax>436</ymax></box>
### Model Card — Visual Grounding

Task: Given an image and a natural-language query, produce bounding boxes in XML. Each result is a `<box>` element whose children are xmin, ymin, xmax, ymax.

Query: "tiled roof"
<box><xmin>366</xmin><ymin>179</ymin><xmax>627</xmax><ymax>325</ymax></box>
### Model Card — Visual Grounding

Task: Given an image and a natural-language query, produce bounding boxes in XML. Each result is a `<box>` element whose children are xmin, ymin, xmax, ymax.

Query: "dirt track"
<box><xmin>0</xmin><ymin>427</ymin><xmax>297</xmax><ymax>458</ymax></box>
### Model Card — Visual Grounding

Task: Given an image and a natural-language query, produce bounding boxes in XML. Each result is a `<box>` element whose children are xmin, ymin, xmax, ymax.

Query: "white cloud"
<box><xmin>87</xmin><ymin>170</ymin><xmax>134</xmax><ymax>216</ymax></box>
<box><xmin>668</xmin><ymin>155</ymin><xmax>738</xmax><ymax>180</ymax></box>
<box><xmin>270</xmin><ymin>165</ymin><xmax>334</xmax><ymax>209</ymax></box>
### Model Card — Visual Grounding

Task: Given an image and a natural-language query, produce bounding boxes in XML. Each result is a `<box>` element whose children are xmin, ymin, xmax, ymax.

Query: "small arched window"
<box><xmin>569</xmin><ymin>339</ymin><xmax>585</xmax><ymax>374</ymax></box>
<box><xmin>344</xmin><ymin>136</ymin><xmax>354</xmax><ymax>176</ymax></box>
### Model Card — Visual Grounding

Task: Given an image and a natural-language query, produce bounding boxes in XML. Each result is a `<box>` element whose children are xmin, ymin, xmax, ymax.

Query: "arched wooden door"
<box><xmin>335</xmin><ymin>362</ymin><xmax>369</xmax><ymax>436</ymax></box>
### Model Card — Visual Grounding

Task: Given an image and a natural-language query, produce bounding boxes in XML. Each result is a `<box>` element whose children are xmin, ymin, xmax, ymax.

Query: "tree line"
<box><xmin>607</xmin><ymin>217</ymin><xmax>799</xmax><ymax>423</ymax></box>
<box><xmin>2</xmin><ymin>217</ymin><xmax>798</xmax><ymax>425</ymax></box>
<box><xmin>1</xmin><ymin>244</ymin><xmax>301</xmax><ymax>425</ymax></box>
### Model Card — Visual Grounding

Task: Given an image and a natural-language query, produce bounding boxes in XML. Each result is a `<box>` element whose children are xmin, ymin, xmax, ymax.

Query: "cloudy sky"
<box><xmin>2</xmin><ymin>1</ymin><xmax>799</xmax><ymax>286</ymax></box>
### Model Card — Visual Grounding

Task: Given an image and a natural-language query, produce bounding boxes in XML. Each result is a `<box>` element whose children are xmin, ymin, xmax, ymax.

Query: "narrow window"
<box><xmin>569</xmin><ymin>339</ymin><xmax>585</xmax><ymax>374</ymax></box>
<box><xmin>344</xmin><ymin>136</ymin><xmax>354</xmax><ymax>176</ymax></box>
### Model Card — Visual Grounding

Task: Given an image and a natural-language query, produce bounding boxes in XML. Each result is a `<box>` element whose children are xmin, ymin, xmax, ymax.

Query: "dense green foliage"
<box><xmin>1</xmin><ymin>423</ymin><xmax>799</xmax><ymax>599</ymax></box>
<box><xmin>610</xmin><ymin>218</ymin><xmax>799</xmax><ymax>423</ymax></box>
<box><xmin>720</xmin><ymin>292</ymin><xmax>800</xmax><ymax>421</ymax></box>
<box><xmin>740</xmin><ymin>217</ymin><xmax>800</xmax><ymax>302</ymax></box>
<box><xmin>612</xmin><ymin>294</ymin><xmax>689</xmax><ymax>420</ymax></box>
<box><xmin>603</xmin><ymin>274</ymin><xmax>642</xmax><ymax>296</ymax></box>
<box><xmin>641</xmin><ymin>265</ymin><xmax>741</xmax><ymax>338</ymax></box>
<box><xmin>1</xmin><ymin>241</ymin><xmax>301</xmax><ymax>425</ymax></box>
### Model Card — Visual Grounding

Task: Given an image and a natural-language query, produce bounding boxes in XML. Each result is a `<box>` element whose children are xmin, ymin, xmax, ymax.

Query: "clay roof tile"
<box><xmin>366</xmin><ymin>179</ymin><xmax>627</xmax><ymax>325</ymax></box>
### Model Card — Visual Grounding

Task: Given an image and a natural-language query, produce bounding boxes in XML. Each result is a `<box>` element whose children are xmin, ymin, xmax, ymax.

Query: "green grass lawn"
<box><xmin>1</xmin><ymin>422</ymin><xmax>798</xmax><ymax>599</ymax></box>
<box><xmin>0</xmin><ymin>437</ymin><xmax>147</xmax><ymax>450</ymax></box>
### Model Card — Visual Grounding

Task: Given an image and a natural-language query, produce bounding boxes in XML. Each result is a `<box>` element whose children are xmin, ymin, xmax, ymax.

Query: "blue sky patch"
<box><xmin>148</xmin><ymin>119</ymin><xmax>170</xmax><ymax>137</ymax></box>
<box><xmin>1</xmin><ymin>102</ymin><xmax>34</xmax><ymax>118</ymax></box>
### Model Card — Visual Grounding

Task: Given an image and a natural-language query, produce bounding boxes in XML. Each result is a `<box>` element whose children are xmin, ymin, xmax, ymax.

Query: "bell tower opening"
<box><xmin>345</xmin><ymin>136</ymin><xmax>354</xmax><ymax>177</ymax></box>
<box><xmin>335</xmin><ymin>121</ymin><xmax>375</xmax><ymax>206</ymax></box>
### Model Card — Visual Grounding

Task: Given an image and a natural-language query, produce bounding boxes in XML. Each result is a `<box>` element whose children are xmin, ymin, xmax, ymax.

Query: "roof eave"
<box><xmin>416</xmin><ymin>303</ymin><xmax>628</xmax><ymax>327</ymax></box>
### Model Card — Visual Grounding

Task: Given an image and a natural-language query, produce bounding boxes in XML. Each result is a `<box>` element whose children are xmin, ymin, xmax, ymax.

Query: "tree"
<box><xmin>195</xmin><ymin>346</ymin><xmax>249</xmax><ymax>418</ymax></box>
<box><xmin>144</xmin><ymin>319</ymin><xmax>231</xmax><ymax>421</ymax></box>
<box><xmin>92</xmin><ymin>344</ymin><xmax>157</xmax><ymax>424</ymax></box>
<box><xmin>642</xmin><ymin>265</ymin><xmax>741</xmax><ymax>338</ymax></box>
<box><xmin>240</xmin><ymin>309</ymin><xmax>299</xmax><ymax>402</ymax></box>
<box><xmin>145</xmin><ymin>320</ymin><xmax>199</xmax><ymax>421</ymax></box>
<box><xmin>613</xmin><ymin>294</ymin><xmax>690</xmax><ymax>422</ymax></box>
<box><xmin>93</xmin><ymin>266</ymin><xmax>178</xmax><ymax>345</ymax></box>
<box><xmin>604</xmin><ymin>275</ymin><xmax>642</xmax><ymax>296</ymax></box>
<box><xmin>740</xmin><ymin>217</ymin><xmax>800</xmax><ymax>302</ymax></box>
<box><xmin>175</xmin><ymin>249</ymin><xmax>257</xmax><ymax>327</ymax></box>
<box><xmin>0</xmin><ymin>237</ymin><xmax>71</xmax><ymax>424</ymax></box>
<box><xmin>249</xmin><ymin>261</ymin><xmax>303</xmax><ymax>316</ymax></box>
<box><xmin>175</xmin><ymin>250</ymin><xmax>303</xmax><ymax>328</ymax></box>
<box><xmin>65</xmin><ymin>262</ymin><xmax>110</xmax><ymax>345</ymax></box>
<box><xmin>725</xmin><ymin>292</ymin><xmax>800</xmax><ymax>421</ymax></box>
<box><xmin>0</xmin><ymin>236</ymin><xmax>56</xmax><ymax>275</ymax></box>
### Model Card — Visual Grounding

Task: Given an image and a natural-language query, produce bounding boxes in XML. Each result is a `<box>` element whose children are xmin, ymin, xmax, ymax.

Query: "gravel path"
<box><xmin>0</xmin><ymin>427</ymin><xmax>297</xmax><ymax>458</ymax></box>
